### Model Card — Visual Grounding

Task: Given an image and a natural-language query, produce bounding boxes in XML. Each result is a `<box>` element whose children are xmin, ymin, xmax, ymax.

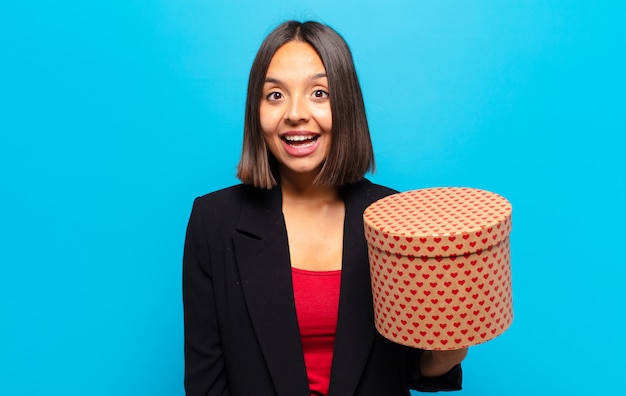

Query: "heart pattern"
<box><xmin>363</xmin><ymin>188</ymin><xmax>513</xmax><ymax>350</ymax></box>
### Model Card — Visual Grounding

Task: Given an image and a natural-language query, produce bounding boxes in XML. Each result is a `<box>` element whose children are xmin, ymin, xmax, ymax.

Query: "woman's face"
<box><xmin>259</xmin><ymin>41</ymin><xmax>332</xmax><ymax>180</ymax></box>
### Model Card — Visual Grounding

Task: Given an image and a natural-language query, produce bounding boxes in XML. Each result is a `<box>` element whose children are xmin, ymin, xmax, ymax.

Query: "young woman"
<box><xmin>183</xmin><ymin>21</ymin><xmax>467</xmax><ymax>396</ymax></box>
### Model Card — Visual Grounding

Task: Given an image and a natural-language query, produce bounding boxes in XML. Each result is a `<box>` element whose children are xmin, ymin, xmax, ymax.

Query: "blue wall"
<box><xmin>1</xmin><ymin>1</ymin><xmax>624</xmax><ymax>395</ymax></box>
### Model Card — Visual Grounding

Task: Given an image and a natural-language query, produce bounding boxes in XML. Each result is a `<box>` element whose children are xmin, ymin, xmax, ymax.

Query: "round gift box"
<box><xmin>363</xmin><ymin>187</ymin><xmax>513</xmax><ymax>350</ymax></box>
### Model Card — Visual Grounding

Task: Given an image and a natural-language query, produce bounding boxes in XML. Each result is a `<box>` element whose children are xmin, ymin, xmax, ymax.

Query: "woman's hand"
<box><xmin>419</xmin><ymin>348</ymin><xmax>469</xmax><ymax>377</ymax></box>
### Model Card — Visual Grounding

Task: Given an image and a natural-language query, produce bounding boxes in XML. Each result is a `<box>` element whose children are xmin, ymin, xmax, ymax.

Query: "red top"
<box><xmin>291</xmin><ymin>267</ymin><xmax>342</xmax><ymax>396</ymax></box>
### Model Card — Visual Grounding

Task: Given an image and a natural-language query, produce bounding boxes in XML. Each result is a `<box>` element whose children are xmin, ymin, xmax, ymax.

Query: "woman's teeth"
<box><xmin>283</xmin><ymin>135</ymin><xmax>318</xmax><ymax>146</ymax></box>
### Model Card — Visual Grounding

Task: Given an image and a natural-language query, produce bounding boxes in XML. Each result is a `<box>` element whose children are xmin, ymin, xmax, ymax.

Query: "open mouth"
<box><xmin>282</xmin><ymin>135</ymin><xmax>319</xmax><ymax>148</ymax></box>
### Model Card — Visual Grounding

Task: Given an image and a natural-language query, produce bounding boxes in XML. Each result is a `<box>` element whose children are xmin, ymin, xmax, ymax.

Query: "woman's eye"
<box><xmin>266</xmin><ymin>92</ymin><xmax>283</xmax><ymax>101</ymax></box>
<box><xmin>312</xmin><ymin>89</ymin><xmax>329</xmax><ymax>99</ymax></box>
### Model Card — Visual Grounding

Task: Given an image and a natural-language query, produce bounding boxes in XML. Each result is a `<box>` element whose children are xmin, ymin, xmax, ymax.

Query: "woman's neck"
<box><xmin>278</xmin><ymin>170</ymin><xmax>341</xmax><ymax>207</ymax></box>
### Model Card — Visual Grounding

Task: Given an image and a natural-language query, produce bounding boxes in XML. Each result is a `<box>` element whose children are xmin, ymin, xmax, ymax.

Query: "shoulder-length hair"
<box><xmin>236</xmin><ymin>20</ymin><xmax>375</xmax><ymax>189</ymax></box>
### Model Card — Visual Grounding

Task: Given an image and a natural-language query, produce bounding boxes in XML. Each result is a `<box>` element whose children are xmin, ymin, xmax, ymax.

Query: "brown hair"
<box><xmin>236</xmin><ymin>21</ymin><xmax>375</xmax><ymax>188</ymax></box>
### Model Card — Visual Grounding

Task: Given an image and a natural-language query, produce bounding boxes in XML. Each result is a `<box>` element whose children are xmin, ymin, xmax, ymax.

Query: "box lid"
<box><xmin>363</xmin><ymin>187</ymin><xmax>512</xmax><ymax>258</ymax></box>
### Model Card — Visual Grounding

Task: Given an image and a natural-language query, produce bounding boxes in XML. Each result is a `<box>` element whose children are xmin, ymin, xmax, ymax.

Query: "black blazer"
<box><xmin>183</xmin><ymin>180</ymin><xmax>462</xmax><ymax>396</ymax></box>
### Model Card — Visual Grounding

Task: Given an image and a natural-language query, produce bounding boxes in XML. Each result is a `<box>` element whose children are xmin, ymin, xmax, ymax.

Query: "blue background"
<box><xmin>1</xmin><ymin>1</ymin><xmax>624</xmax><ymax>395</ymax></box>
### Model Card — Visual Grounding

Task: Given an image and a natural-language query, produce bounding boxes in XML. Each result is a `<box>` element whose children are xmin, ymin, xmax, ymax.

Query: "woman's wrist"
<box><xmin>419</xmin><ymin>348</ymin><xmax>468</xmax><ymax>377</ymax></box>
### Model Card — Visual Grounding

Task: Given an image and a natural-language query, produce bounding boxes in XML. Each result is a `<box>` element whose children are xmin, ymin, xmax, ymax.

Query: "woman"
<box><xmin>183</xmin><ymin>21</ymin><xmax>467</xmax><ymax>396</ymax></box>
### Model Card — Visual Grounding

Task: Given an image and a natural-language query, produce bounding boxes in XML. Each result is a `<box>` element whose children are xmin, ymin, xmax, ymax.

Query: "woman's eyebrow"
<box><xmin>264</xmin><ymin>73</ymin><xmax>328</xmax><ymax>84</ymax></box>
<box><xmin>310</xmin><ymin>72</ymin><xmax>327</xmax><ymax>81</ymax></box>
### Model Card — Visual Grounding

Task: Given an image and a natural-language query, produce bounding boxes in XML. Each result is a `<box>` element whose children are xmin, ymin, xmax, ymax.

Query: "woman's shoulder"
<box><xmin>363</xmin><ymin>179</ymin><xmax>398</xmax><ymax>196</ymax></box>
<box><xmin>343</xmin><ymin>179</ymin><xmax>398</xmax><ymax>205</ymax></box>
<box><xmin>189</xmin><ymin>185</ymin><xmax>237</xmax><ymax>212</ymax></box>
<box><xmin>190</xmin><ymin>184</ymin><xmax>278</xmax><ymax>217</ymax></box>
<box><xmin>195</xmin><ymin>184</ymin><xmax>251</xmax><ymax>203</ymax></box>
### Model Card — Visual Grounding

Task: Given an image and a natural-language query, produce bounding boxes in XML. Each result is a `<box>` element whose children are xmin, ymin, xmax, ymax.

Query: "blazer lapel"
<box><xmin>328</xmin><ymin>183</ymin><xmax>378</xmax><ymax>396</ymax></box>
<box><xmin>232</xmin><ymin>186</ymin><xmax>310</xmax><ymax>396</ymax></box>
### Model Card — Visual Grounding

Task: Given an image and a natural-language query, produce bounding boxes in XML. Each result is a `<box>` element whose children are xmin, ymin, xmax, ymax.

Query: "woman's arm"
<box><xmin>183</xmin><ymin>199</ymin><xmax>231</xmax><ymax>396</ymax></box>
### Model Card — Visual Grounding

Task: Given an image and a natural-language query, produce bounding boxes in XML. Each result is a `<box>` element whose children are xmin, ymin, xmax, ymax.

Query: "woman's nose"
<box><xmin>285</xmin><ymin>95</ymin><xmax>310</xmax><ymax>124</ymax></box>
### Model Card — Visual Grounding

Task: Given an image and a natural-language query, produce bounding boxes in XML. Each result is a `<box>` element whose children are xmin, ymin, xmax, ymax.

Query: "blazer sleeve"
<box><xmin>183</xmin><ymin>198</ymin><xmax>231</xmax><ymax>396</ymax></box>
<box><xmin>405</xmin><ymin>349</ymin><xmax>462</xmax><ymax>392</ymax></box>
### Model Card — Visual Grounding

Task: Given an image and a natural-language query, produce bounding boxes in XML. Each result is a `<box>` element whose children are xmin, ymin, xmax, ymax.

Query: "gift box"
<box><xmin>363</xmin><ymin>187</ymin><xmax>513</xmax><ymax>350</ymax></box>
